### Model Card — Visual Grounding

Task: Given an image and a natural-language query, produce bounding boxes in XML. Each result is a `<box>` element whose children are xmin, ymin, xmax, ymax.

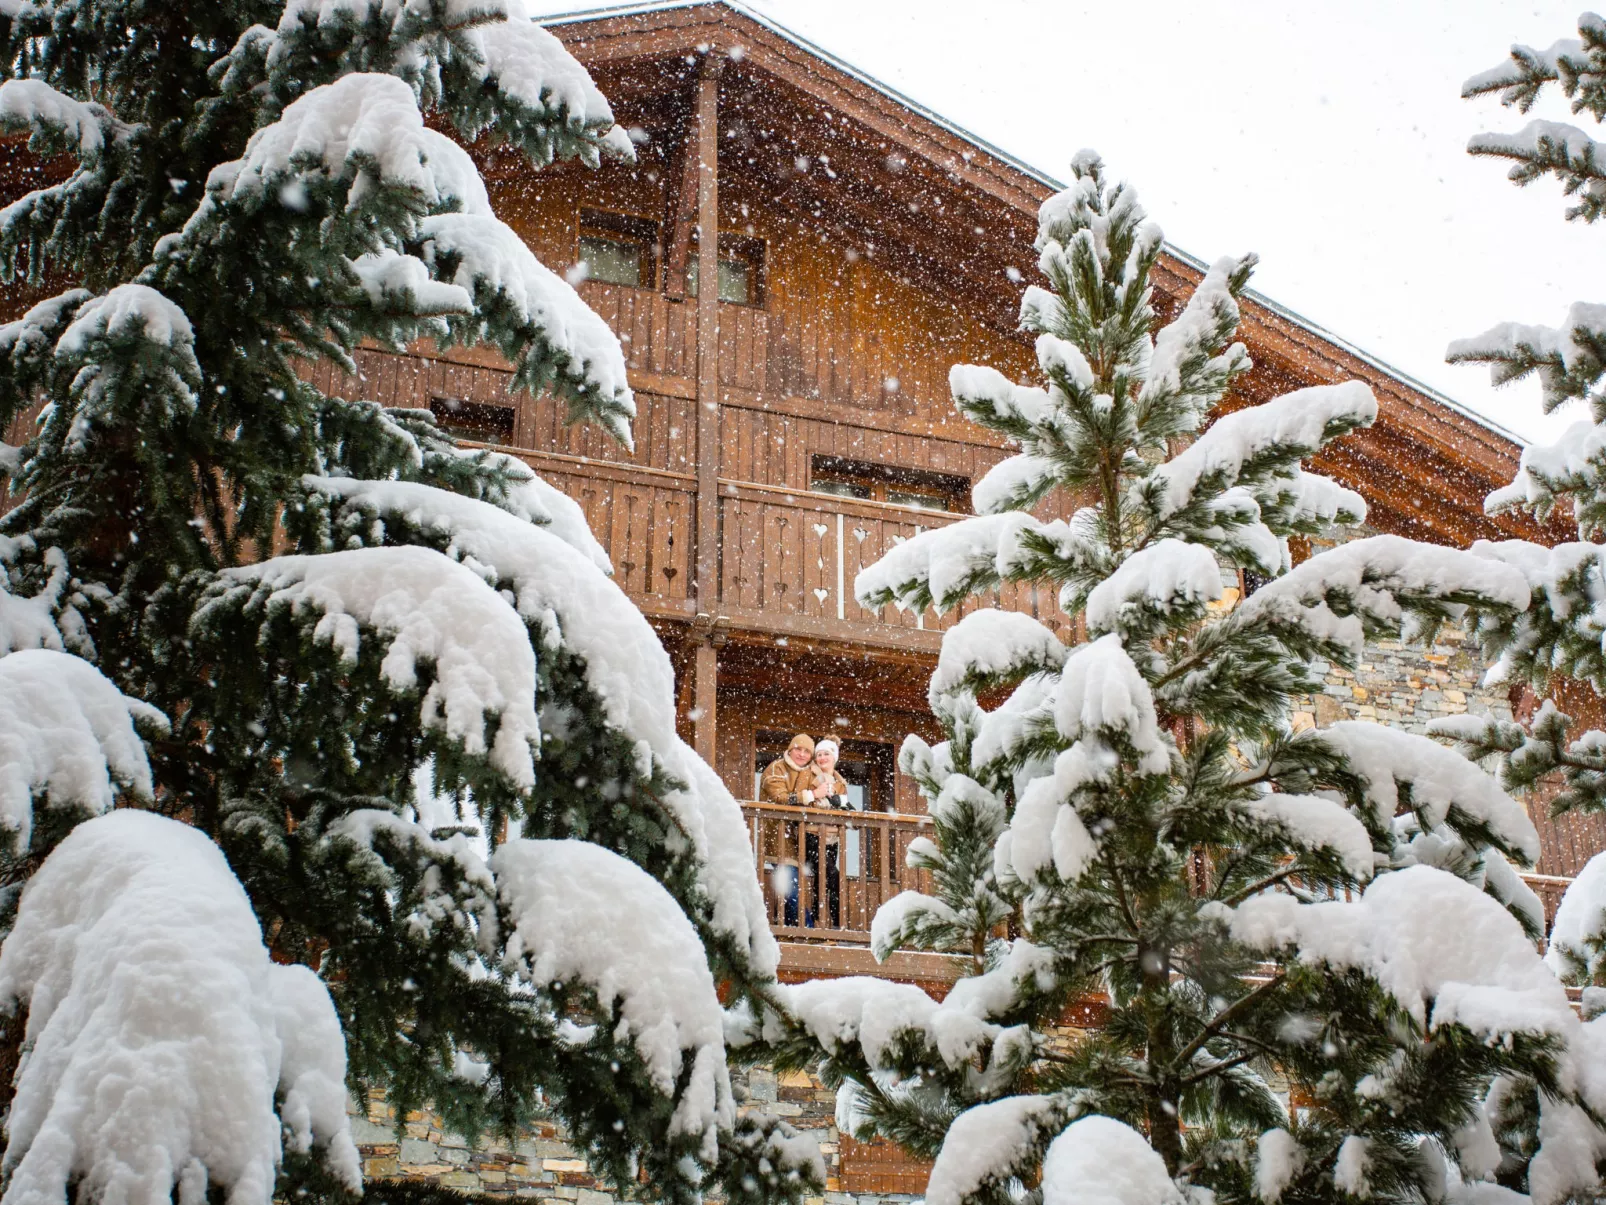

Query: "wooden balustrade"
<box><xmin>480</xmin><ymin>446</ymin><xmax>1066</xmax><ymax>645</ymax></box>
<box><xmin>717</xmin><ymin>480</ymin><xmax>1066</xmax><ymax>644</ymax></box>
<box><xmin>577</xmin><ymin>281</ymin><xmax>698</xmax><ymax>382</ymax></box>
<box><xmin>734</xmin><ymin>801</ymin><xmax>1576</xmax><ymax>952</ymax></box>
<box><xmin>741</xmin><ymin>801</ymin><xmax>933</xmax><ymax>944</ymax></box>
<box><xmin>1524</xmin><ymin>873</ymin><xmax>1573</xmax><ymax>935</ymax></box>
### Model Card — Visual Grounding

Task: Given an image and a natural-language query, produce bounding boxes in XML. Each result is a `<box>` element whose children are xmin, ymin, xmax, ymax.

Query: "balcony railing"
<box><xmin>740</xmin><ymin>801</ymin><xmax>933</xmax><ymax>944</ymax></box>
<box><xmin>736</xmin><ymin>800</ymin><xmax>1577</xmax><ymax>954</ymax></box>
<box><xmin>717</xmin><ymin>481</ymin><xmax>1066</xmax><ymax>645</ymax></box>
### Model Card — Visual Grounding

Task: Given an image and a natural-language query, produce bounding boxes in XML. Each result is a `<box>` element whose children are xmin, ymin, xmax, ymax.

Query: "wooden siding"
<box><xmin>490</xmin><ymin>170</ymin><xmax>1037</xmax><ymax>432</ymax></box>
<box><xmin>837</xmin><ymin>1135</ymin><xmax>934</xmax><ymax>1196</ymax></box>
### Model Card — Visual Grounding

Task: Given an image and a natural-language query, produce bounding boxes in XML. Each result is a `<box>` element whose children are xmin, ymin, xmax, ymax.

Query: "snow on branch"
<box><xmin>971</xmin><ymin>452</ymin><xmax>1060</xmax><ymax>516</ymax></box>
<box><xmin>1462</xmin><ymin>26</ymin><xmax>1597</xmax><ymax>110</ymax></box>
<box><xmin>1229</xmin><ymin>865</ymin><xmax>1573</xmax><ymax>1039</ymax></box>
<box><xmin>1468</xmin><ymin>120</ymin><xmax>1606</xmax><ymax>221</ymax></box>
<box><xmin>928</xmin><ymin>610</ymin><xmax>1066</xmax><ymax>712</ymax></box>
<box><xmin>304</xmin><ymin>476</ymin><xmax>773</xmax><ymax>973</ymax></box>
<box><xmin>0</xmin><ymin>79</ymin><xmax>132</xmax><ymax>157</ymax></box>
<box><xmin>1238</xmin><ymin>792</ymin><xmax>1376</xmax><ymax>882</ymax></box>
<box><xmin>1054</xmin><ymin>634</ymin><xmax>1169</xmax><ymax>770</ymax></box>
<box><xmin>473</xmin><ymin>449</ymin><xmax>612</xmax><ymax>572</ymax></box>
<box><xmin>950</xmin><ymin>365</ymin><xmax>1053</xmax><ymax>442</ymax></box>
<box><xmin>1235</xmin><ymin>535</ymin><xmax>1530</xmax><ymax>664</ymax></box>
<box><xmin>0</xmin><ymin>811</ymin><xmax>359</xmax><ymax>1205</ymax></box>
<box><xmin>418</xmin><ymin>213</ymin><xmax>634</xmax><ymax>443</ymax></box>
<box><xmin>1144</xmin><ymin>381</ymin><xmax>1377</xmax><ymax>523</ymax></box>
<box><xmin>0</xmin><ymin>542</ymin><xmax>87</xmax><ymax>656</ymax></box>
<box><xmin>925</xmin><ymin>1095</ymin><xmax>1078</xmax><ymax>1205</ymax></box>
<box><xmin>470</xmin><ymin>2</ymin><xmax>631</xmax><ymax>158</ymax></box>
<box><xmin>1005</xmin><ymin>637</ymin><xmax>1172</xmax><ymax>884</ymax></box>
<box><xmin>1545</xmin><ymin>851</ymin><xmax>1606</xmax><ymax>981</ymax></box>
<box><xmin>1485</xmin><ymin>424</ymin><xmax>1606</xmax><ymax>539</ymax></box>
<box><xmin>1041</xmin><ymin>1115</ymin><xmax>1181</xmax><ymax>1205</ymax></box>
<box><xmin>54</xmin><ymin>283</ymin><xmax>195</xmax><ymax>358</ymax></box>
<box><xmin>1137</xmin><ymin>254</ymin><xmax>1253</xmax><ymax>437</ymax></box>
<box><xmin>1450</xmin><ymin>304</ymin><xmax>1606</xmax><ymax>421</ymax></box>
<box><xmin>854</xmin><ymin>513</ymin><xmax>1032</xmax><ymax>615</ymax></box>
<box><xmin>1084</xmin><ymin>538</ymin><xmax>1222</xmax><ymax>639</ymax></box>
<box><xmin>208</xmin><ymin>72</ymin><xmax>490</xmax><ymax>218</ymax></box>
<box><xmin>1466</xmin><ymin>539</ymin><xmax>1606</xmax><ymax>685</ymax></box>
<box><xmin>0</xmin><ymin>649</ymin><xmax>165</xmax><ymax>854</ymax></box>
<box><xmin>265</xmin><ymin>0</ymin><xmax>631</xmax><ymax>167</ymax></box>
<box><xmin>202</xmin><ymin>545</ymin><xmax>542</xmax><ymax>787</ymax></box>
<box><xmin>868</xmin><ymin>890</ymin><xmax>961</xmax><ymax>962</ymax></box>
<box><xmin>1316</xmin><ymin>721</ymin><xmax>1539</xmax><ymax>864</ymax></box>
<box><xmin>773</xmin><ymin>975</ymin><xmax>1002</xmax><ymax>1073</ymax></box>
<box><xmin>492</xmin><ymin>838</ymin><xmax>732</xmax><ymax>1156</ymax></box>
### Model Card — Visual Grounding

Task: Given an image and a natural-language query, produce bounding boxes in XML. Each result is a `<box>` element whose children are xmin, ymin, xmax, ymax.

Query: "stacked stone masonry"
<box><xmin>352</xmin><ymin>1063</ymin><xmax>919</xmax><ymax>1205</ymax></box>
<box><xmin>1292</xmin><ymin>624</ymin><xmax>1513</xmax><ymax>737</ymax></box>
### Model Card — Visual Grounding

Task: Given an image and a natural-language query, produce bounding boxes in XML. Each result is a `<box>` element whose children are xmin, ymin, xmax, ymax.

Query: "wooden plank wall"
<box><xmin>303</xmin><ymin>346</ymin><xmax>690</xmax><ymax>472</ymax></box>
<box><xmin>719</xmin><ymin>404</ymin><xmax>1006</xmax><ymax>491</ymax></box>
<box><xmin>490</xmin><ymin>167</ymin><xmax>1035</xmax><ymax>443</ymax></box>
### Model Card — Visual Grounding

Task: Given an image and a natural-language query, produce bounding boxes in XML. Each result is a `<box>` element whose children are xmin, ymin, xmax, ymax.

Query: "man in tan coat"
<box><xmin>760</xmin><ymin>733</ymin><xmax>818</xmax><ymax>806</ymax></box>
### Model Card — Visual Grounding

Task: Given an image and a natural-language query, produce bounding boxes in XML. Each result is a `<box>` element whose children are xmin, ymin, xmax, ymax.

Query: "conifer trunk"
<box><xmin>1141</xmin><ymin>945</ymin><xmax>1184</xmax><ymax>1175</ymax></box>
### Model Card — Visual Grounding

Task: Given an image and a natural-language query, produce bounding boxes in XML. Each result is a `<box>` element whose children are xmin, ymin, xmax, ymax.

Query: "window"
<box><xmin>685</xmin><ymin>233</ymin><xmax>765</xmax><ymax>306</ymax></box>
<box><xmin>810</xmin><ymin>477</ymin><xmax>870</xmax><ymax>502</ymax></box>
<box><xmin>809</xmin><ymin>455</ymin><xmax>969</xmax><ymax>514</ymax></box>
<box><xmin>576</xmin><ymin>209</ymin><xmax>658</xmax><ymax>288</ymax></box>
<box><xmin>429</xmin><ymin>396</ymin><xmax>514</xmax><ymax>444</ymax></box>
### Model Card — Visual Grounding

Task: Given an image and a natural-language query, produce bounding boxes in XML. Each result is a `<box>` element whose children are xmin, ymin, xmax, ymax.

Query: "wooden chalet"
<box><xmin>1</xmin><ymin>1</ymin><xmax>1593</xmax><ymax>984</ymax></box>
<box><xmin>361</xmin><ymin>0</ymin><xmax>1592</xmax><ymax>975</ymax></box>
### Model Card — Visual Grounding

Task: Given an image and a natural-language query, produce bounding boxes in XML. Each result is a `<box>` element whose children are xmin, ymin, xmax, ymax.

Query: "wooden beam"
<box><xmin>693</xmin><ymin>637</ymin><xmax>719</xmax><ymax>762</ymax></box>
<box><xmin>692</xmin><ymin>51</ymin><xmax>724</xmax><ymax>765</ymax></box>
<box><xmin>662</xmin><ymin>94</ymin><xmax>699</xmax><ymax>295</ymax></box>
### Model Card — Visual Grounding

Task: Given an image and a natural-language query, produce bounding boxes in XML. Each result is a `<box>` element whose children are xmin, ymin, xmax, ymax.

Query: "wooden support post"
<box><xmin>691</xmin><ymin>51</ymin><xmax>723</xmax><ymax>766</ymax></box>
<box><xmin>692</xmin><ymin>636</ymin><xmax>718</xmax><ymax>766</ymax></box>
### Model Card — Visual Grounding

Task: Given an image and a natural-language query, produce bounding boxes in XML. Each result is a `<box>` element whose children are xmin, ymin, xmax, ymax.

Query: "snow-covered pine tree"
<box><xmin>745</xmin><ymin>153</ymin><xmax>1606</xmax><ymax>1205</ymax></box>
<box><xmin>0</xmin><ymin>5</ymin><xmax>819</xmax><ymax>1205</ymax></box>
<box><xmin>1413</xmin><ymin>17</ymin><xmax>1606</xmax><ymax>1198</ymax></box>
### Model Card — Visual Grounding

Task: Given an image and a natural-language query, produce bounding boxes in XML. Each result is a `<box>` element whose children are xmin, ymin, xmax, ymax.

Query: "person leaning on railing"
<box><xmin>760</xmin><ymin>733</ymin><xmax>817</xmax><ymax>805</ymax></box>
<box><xmin>759</xmin><ymin>734</ymin><xmax>813</xmax><ymax>926</ymax></box>
<box><xmin>806</xmin><ymin>738</ymin><xmax>849</xmax><ymax>928</ymax></box>
<box><xmin>808</xmin><ymin>738</ymin><xmax>850</xmax><ymax>808</ymax></box>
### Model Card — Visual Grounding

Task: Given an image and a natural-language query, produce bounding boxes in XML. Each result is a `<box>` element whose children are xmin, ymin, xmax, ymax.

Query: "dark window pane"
<box><xmin>686</xmin><ymin>257</ymin><xmax>753</xmax><ymax>304</ymax></box>
<box><xmin>885</xmin><ymin>488</ymin><xmax>949</xmax><ymax>512</ymax></box>
<box><xmin>429</xmin><ymin>396</ymin><xmax>514</xmax><ymax>443</ymax></box>
<box><xmin>812</xmin><ymin>478</ymin><xmax>872</xmax><ymax>500</ymax></box>
<box><xmin>579</xmin><ymin>234</ymin><xmax>642</xmax><ymax>287</ymax></box>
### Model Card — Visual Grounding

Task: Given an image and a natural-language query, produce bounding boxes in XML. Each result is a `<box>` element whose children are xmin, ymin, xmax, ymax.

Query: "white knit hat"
<box><xmin>815</xmin><ymin>737</ymin><xmax>840</xmax><ymax>757</ymax></box>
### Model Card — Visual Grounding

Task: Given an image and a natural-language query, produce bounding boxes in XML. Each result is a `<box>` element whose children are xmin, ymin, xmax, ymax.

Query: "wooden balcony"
<box><xmin>741</xmin><ymin>800</ymin><xmax>933</xmax><ymax>944</ymax></box>
<box><xmin>499</xmin><ymin>447</ymin><xmax>1065</xmax><ymax>653</ymax></box>
<box><xmin>736</xmin><ymin>798</ymin><xmax>1576</xmax><ymax>959</ymax></box>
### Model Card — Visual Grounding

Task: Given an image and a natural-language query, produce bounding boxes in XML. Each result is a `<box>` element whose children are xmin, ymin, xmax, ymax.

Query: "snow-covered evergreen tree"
<box><xmin>744</xmin><ymin>153</ymin><xmax>1606</xmax><ymax>1205</ymax></box>
<box><xmin>0</xmin><ymin>5</ymin><xmax>820</xmax><ymax>1205</ymax></box>
<box><xmin>1408</xmin><ymin>16</ymin><xmax>1606</xmax><ymax>1197</ymax></box>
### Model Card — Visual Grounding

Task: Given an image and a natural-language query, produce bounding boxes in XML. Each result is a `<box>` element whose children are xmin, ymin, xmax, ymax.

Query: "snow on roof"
<box><xmin>537</xmin><ymin>0</ymin><xmax>1527</xmax><ymax>448</ymax></box>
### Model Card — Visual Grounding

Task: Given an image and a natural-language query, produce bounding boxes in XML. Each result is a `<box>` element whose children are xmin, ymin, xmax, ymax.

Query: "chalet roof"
<box><xmin>540</xmin><ymin>0</ymin><xmax>1564</xmax><ymax>549</ymax></box>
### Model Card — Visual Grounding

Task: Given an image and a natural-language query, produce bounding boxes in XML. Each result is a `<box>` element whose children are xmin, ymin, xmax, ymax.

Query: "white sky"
<box><xmin>536</xmin><ymin>0</ymin><xmax>1606</xmax><ymax>444</ymax></box>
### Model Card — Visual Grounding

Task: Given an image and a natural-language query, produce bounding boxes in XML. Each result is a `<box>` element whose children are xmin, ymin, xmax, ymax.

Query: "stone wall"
<box><xmin>351</xmin><ymin>1064</ymin><xmax>912</xmax><ymax>1205</ymax></box>
<box><xmin>1295</xmin><ymin>624</ymin><xmax>1514</xmax><ymax>738</ymax></box>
